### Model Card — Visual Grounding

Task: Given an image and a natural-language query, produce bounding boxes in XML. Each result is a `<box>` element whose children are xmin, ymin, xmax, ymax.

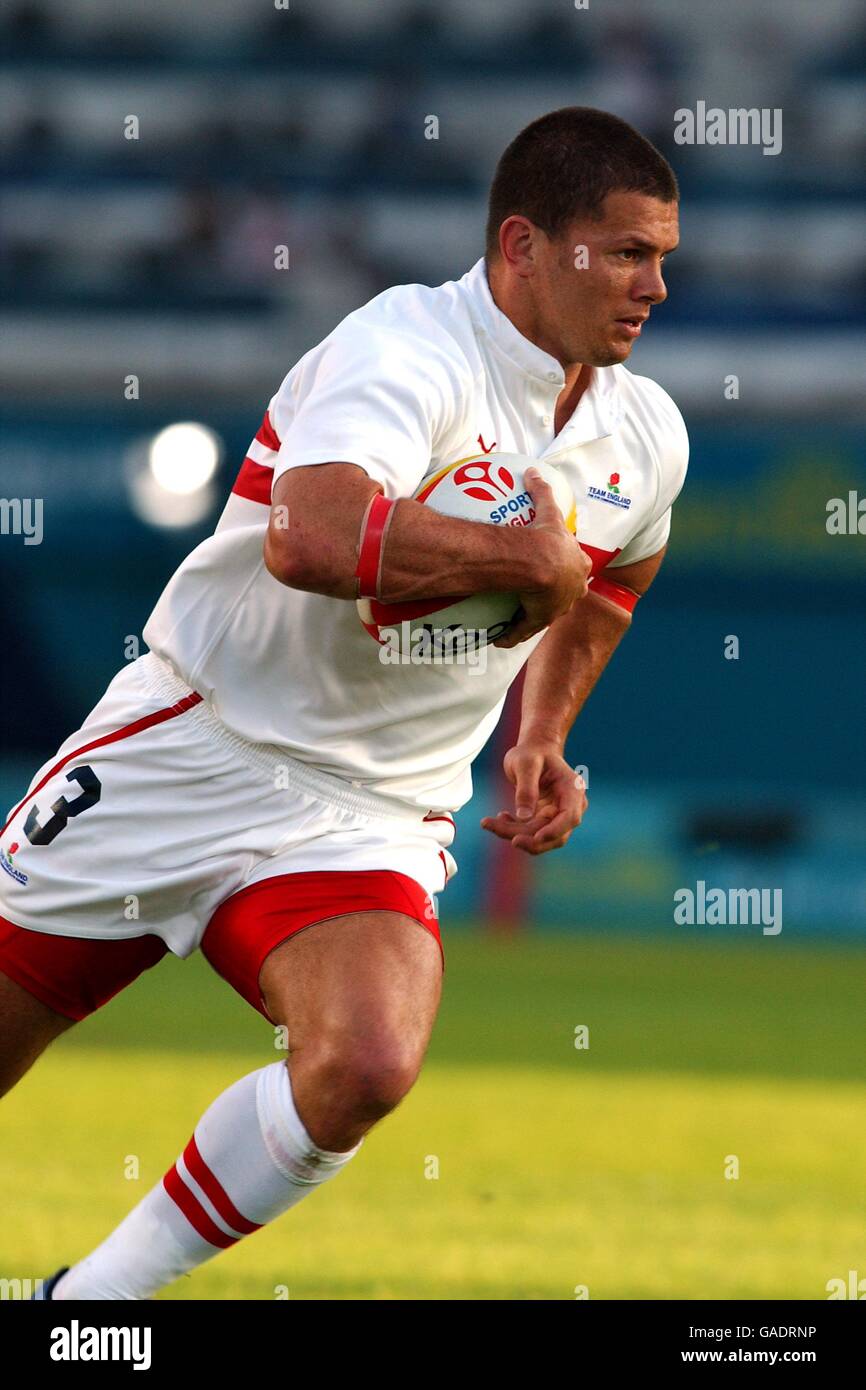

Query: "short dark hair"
<box><xmin>485</xmin><ymin>106</ymin><xmax>678</xmax><ymax>258</ymax></box>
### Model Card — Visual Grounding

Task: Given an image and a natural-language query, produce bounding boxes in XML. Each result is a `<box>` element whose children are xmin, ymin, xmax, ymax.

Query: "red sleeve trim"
<box><xmin>256</xmin><ymin>410</ymin><xmax>281</xmax><ymax>452</ymax></box>
<box><xmin>355</xmin><ymin>494</ymin><xmax>396</xmax><ymax>598</ymax></box>
<box><xmin>589</xmin><ymin>574</ymin><xmax>640</xmax><ymax>613</ymax></box>
<box><xmin>231</xmin><ymin>457</ymin><xmax>273</xmax><ymax>505</ymax></box>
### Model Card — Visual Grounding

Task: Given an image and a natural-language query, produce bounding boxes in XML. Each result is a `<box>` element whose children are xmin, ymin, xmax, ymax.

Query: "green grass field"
<box><xmin>2</xmin><ymin>927</ymin><xmax>865</xmax><ymax>1300</ymax></box>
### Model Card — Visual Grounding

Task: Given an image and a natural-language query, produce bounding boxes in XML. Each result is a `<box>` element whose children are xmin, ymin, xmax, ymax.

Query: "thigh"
<box><xmin>0</xmin><ymin>967</ymin><xmax>76</xmax><ymax>1097</ymax></box>
<box><xmin>259</xmin><ymin>909</ymin><xmax>443</xmax><ymax>1056</ymax></box>
<box><xmin>202</xmin><ymin>864</ymin><xmax>446</xmax><ymax>1023</ymax></box>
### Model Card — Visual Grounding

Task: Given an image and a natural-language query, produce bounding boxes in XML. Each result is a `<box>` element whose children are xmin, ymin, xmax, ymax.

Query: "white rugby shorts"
<box><xmin>0</xmin><ymin>653</ymin><xmax>458</xmax><ymax>963</ymax></box>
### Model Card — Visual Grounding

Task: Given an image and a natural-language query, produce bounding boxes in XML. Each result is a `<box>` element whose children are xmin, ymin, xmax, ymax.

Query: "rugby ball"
<box><xmin>357</xmin><ymin>453</ymin><xmax>577</xmax><ymax>653</ymax></box>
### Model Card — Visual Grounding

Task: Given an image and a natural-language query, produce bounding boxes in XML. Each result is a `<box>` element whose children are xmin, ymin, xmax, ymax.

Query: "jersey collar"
<box><xmin>461</xmin><ymin>255</ymin><xmax>566</xmax><ymax>385</ymax></box>
<box><xmin>460</xmin><ymin>257</ymin><xmax>624</xmax><ymax>445</ymax></box>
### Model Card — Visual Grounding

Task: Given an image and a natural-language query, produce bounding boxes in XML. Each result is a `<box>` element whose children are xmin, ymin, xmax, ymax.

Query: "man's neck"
<box><xmin>554</xmin><ymin>365</ymin><xmax>593</xmax><ymax>436</ymax></box>
<box><xmin>485</xmin><ymin>257</ymin><xmax>591</xmax><ymax>431</ymax></box>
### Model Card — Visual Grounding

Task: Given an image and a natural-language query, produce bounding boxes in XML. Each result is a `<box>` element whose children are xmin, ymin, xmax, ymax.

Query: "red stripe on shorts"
<box><xmin>163</xmin><ymin>1163</ymin><xmax>239</xmax><ymax>1250</ymax></box>
<box><xmin>182</xmin><ymin>1136</ymin><xmax>261</xmax><ymax>1237</ymax></box>
<box><xmin>423</xmin><ymin>811</ymin><xmax>455</xmax><ymax>829</ymax></box>
<box><xmin>2</xmin><ymin>691</ymin><xmax>203</xmax><ymax>837</ymax></box>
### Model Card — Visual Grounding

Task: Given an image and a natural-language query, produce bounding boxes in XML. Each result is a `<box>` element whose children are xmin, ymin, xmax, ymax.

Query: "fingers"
<box><xmin>524</xmin><ymin>466</ymin><xmax>577</xmax><ymax>534</ymax></box>
<box><xmin>482</xmin><ymin>812</ymin><xmax>573</xmax><ymax>854</ymax></box>
<box><xmin>481</xmin><ymin>800</ymin><xmax>587</xmax><ymax>853</ymax></box>
<box><xmin>511</xmin><ymin>749</ymin><xmax>543</xmax><ymax>822</ymax></box>
<box><xmin>511</xmin><ymin>832</ymin><xmax>570</xmax><ymax>854</ymax></box>
<box><xmin>492</xmin><ymin>468</ymin><xmax>592</xmax><ymax>650</ymax></box>
<box><xmin>481</xmin><ymin>771</ymin><xmax>588</xmax><ymax>855</ymax></box>
<box><xmin>575</xmin><ymin>544</ymin><xmax>594</xmax><ymax>590</ymax></box>
<box><xmin>492</xmin><ymin>613</ymin><xmax>544</xmax><ymax>650</ymax></box>
<box><xmin>493</xmin><ymin>628</ymin><xmax>525</xmax><ymax>650</ymax></box>
<box><xmin>522</xmin><ymin>800</ymin><xmax>584</xmax><ymax>850</ymax></box>
<box><xmin>481</xmin><ymin>809</ymin><xmax>551</xmax><ymax>841</ymax></box>
<box><xmin>523</xmin><ymin>466</ymin><xmax>562</xmax><ymax>523</ymax></box>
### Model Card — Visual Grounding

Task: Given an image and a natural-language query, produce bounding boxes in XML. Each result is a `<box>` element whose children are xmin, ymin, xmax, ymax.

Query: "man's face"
<box><xmin>530</xmin><ymin>191</ymin><xmax>679</xmax><ymax>368</ymax></box>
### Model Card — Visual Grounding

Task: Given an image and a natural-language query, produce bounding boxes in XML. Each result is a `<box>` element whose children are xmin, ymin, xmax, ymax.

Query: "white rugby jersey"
<box><xmin>143</xmin><ymin>257</ymin><xmax>688</xmax><ymax>810</ymax></box>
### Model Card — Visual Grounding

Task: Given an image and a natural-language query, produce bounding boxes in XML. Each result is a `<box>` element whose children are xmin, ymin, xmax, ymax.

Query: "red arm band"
<box><xmin>588</xmin><ymin>573</ymin><xmax>640</xmax><ymax>614</ymax></box>
<box><xmin>354</xmin><ymin>493</ymin><xmax>396</xmax><ymax>599</ymax></box>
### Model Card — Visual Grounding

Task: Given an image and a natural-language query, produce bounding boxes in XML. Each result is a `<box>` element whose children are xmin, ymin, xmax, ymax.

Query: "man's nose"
<box><xmin>637</xmin><ymin>262</ymin><xmax>667</xmax><ymax>305</ymax></box>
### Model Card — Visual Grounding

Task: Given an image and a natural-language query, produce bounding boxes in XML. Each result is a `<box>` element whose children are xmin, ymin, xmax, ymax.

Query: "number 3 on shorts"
<box><xmin>23</xmin><ymin>765</ymin><xmax>102</xmax><ymax>846</ymax></box>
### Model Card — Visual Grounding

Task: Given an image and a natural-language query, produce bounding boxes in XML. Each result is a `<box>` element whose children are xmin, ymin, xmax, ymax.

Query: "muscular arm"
<box><xmin>263</xmin><ymin>462</ymin><xmax>584</xmax><ymax>617</ymax></box>
<box><xmin>264</xmin><ymin>463</ymin><xmax>540</xmax><ymax>599</ymax></box>
<box><xmin>481</xmin><ymin>547</ymin><xmax>667</xmax><ymax>853</ymax></box>
<box><xmin>518</xmin><ymin>547</ymin><xmax>666</xmax><ymax>751</ymax></box>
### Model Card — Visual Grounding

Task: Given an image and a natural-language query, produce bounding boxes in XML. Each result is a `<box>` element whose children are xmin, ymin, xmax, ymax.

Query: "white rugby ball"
<box><xmin>357</xmin><ymin>453</ymin><xmax>577</xmax><ymax>653</ymax></box>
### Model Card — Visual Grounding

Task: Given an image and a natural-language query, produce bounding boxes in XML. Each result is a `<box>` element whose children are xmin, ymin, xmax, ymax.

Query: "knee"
<box><xmin>352</xmin><ymin>1045</ymin><xmax>421</xmax><ymax>1118</ymax></box>
<box><xmin>316</xmin><ymin>1033</ymin><xmax>421</xmax><ymax>1118</ymax></box>
<box><xmin>291</xmin><ymin>1030</ymin><xmax>423</xmax><ymax>1145</ymax></box>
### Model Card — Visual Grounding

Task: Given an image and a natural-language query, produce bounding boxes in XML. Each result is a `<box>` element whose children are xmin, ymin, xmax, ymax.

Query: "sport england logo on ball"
<box><xmin>357</xmin><ymin>453</ymin><xmax>577</xmax><ymax>656</ymax></box>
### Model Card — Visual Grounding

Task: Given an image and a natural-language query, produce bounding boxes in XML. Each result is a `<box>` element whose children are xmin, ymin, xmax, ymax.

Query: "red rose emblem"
<box><xmin>609</xmin><ymin>473</ymin><xmax>620</xmax><ymax>485</ymax></box>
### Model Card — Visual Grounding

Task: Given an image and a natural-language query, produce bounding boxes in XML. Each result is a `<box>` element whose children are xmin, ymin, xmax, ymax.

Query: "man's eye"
<box><xmin>618</xmin><ymin>249</ymin><xmax>639</xmax><ymax>260</ymax></box>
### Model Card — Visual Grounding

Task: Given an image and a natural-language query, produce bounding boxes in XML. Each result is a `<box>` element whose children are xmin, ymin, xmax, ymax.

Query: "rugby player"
<box><xmin>0</xmin><ymin>107</ymin><xmax>686</xmax><ymax>1299</ymax></box>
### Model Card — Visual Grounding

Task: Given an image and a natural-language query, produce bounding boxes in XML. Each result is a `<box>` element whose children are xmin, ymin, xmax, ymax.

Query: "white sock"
<box><xmin>53</xmin><ymin>1061</ymin><xmax>361</xmax><ymax>1300</ymax></box>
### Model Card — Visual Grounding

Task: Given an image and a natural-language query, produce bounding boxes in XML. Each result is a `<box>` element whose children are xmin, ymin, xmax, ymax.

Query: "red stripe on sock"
<box><xmin>183</xmin><ymin>1136</ymin><xmax>262</xmax><ymax>1237</ymax></box>
<box><xmin>162</xmin><ymin>1164</ymin><xmax>239</xmax><ymax>1250</ymax></box>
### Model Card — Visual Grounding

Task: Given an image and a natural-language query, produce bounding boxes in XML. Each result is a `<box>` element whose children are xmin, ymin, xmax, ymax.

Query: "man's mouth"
<box><xmin>615</xmin><ymin>316</ymin><xmax>647</xmax><ymax>338</ymax></box>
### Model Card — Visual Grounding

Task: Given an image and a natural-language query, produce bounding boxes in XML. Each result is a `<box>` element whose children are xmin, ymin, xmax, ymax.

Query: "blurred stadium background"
<box><xmin>1</xmin><ymin>0</ymin><xmax>865</xmax><ymax>1299</ymax></box>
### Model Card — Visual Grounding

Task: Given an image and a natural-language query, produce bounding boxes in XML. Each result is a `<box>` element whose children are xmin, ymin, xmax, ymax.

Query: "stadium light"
<box><xmin>126</xmin><ymin>421</ymin><xmax>222</xmax><ymax>528</ymax></box>
<box><xmin>149</xmin><ymin>422</ymin><xmax>220</xmax><ymax>495</ymax></box>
